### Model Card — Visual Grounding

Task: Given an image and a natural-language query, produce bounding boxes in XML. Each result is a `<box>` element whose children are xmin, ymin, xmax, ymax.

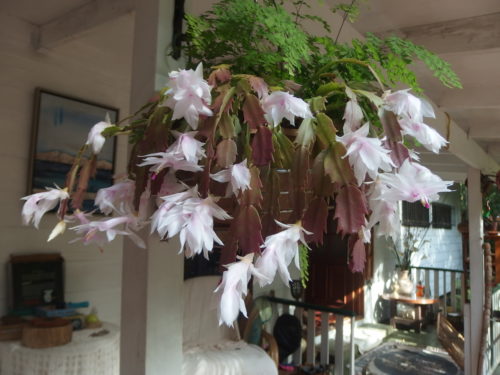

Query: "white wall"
<box><xmin>0</xmin><ymin>11</ymin><xmax>134</xmax><ymax>324</ymax></box>
<box><xmin>365</xmin><ymin>189</ymin><xmax>464</xmax><ymax>322</ymax></box>
<box><xmin>417</xmin><ymin>189</ymin><xmax>463</xmax><ymax>271</ymax></box>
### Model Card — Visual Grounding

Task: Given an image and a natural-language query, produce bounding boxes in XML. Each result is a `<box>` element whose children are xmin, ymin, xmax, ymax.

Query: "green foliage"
<box><xmin>383</xmin><ymin>35</ymin><xmax>462</xmax><ymax>90</ymax></box>
<box><xmin>184</xmin><ymin>0</ymin><xmax>311</xmax><ymax>81</ymax></box>
<box><xmin>332</xmin><ymin>3</ymin><xmax>360</xmax><ymax>23</ymax></box>
<box><xmin>182</xmin><ymin>0</ymin><xmax>461</xmax><ymax>94</ymax></box>
<box><xmin>459</xmin><ymin>178</ymin><xmax>500</xmax><ymax>223</ymax></box>
<box><xmin>307</xmin><ymin>33</ymin><xmax>462</xmax><ymax>93</ymax></box>
<box><xmin>484</xmin><ymin>188</ymin><xmax>500</xmax><ymax>222</ymax></box>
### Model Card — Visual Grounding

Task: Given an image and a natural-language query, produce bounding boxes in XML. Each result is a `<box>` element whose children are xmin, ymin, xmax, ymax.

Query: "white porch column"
<box><xmin>120</xmin><ymin>1</ymin><xmax>183</xmax><ymax>374</ymax></box>
<box><xmin>465</xmin><ymin>167</ymin><xmax>484</xmax><ymax>375</ymax></box>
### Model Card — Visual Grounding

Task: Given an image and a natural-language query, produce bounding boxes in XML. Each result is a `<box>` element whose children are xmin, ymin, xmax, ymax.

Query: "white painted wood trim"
<box><xmin>303</xmin><ymin>6</ymin><xmax>499</xmax><ymax>175</ymax></box>
<box><xmin>466</xmin><ymin>167</ymin><xmax>484</xmax><ymax>375</ymax></box>
<box><xmin>293</xmin><ymin>307</ymin><xmax>303</xmax><ymax>365</ymax></box>
<box><xmin>434</xmin><ymin>270</ymin><xmax>439</xmax><ymax>300</ymax></box>
<box><xmin>443</xmin><ymin>271</ymin><xmax>448</xmax><ymax>316</ymax></box>
<box><xmin>451</xmin><ymin>271</ymin><xmax>457</xmax><ymax>312</ymax></box>
<box><xmin>34</xmin><ymin>0</ymin><xmax>135</xmax><ymax>50</ymax></box>
<box><xmin>426</xmin><ymin>112</ymin><xmax>499</xmax><ymax>175</ymax></box>
<box><xmin>121</xmin><ymin>1</ymin><xmax>184</xmax><ymax>374</ymax></box>
<box><xmin>320</xmin><ymin>312</ymin><xmax>329</xmax><ymax>365</ymax></box>
<box><xmin>425</xmin><ymin>270</ymin><xmax>431</xmax><ymax>298</ymax></box>
<box><xmin>438</xmin><ymin>87</ymin><xmax>500</xmax><ymax>111</ymax></box>
<box><xmin>283</xmin><ymin>304</ymin><xmax>290</xmax><ymax>314</ymax></box>
<box><xmin>339</xmin><ymin>12</ymin><xmax>499</xmax><ymax>175</ymax></box>
<box><xmin>121</xmin><ymin>238</ymin><xmax>148</xmax><ymax>375</ymax></box>
<box><xmin>334</xmin><ymin>317</ymin><xmax>344</xmax><ymax>375</ymax></box>
<box><xmin>379</xmin><ymin>12</ymin><xmax>500</xmax><ymax>55</ymax></box>
<box><xmin>349</xmin><ymin>318</ymin><xmax>355</xmax><ymax>375</ymax></box>
<box><xmin>461</xmin><ymin>273</ymin><xmax>466</xmax><ymax>313</ymax></box>
<box><xmin>307</xmin><ymin>310</ymin><xmax>316</xmax><ymax>365</ymax></box>
<box><xmin>464</xmin><ymin>303</ymin><xmax>472</xmax><ymax>375</ymax></box>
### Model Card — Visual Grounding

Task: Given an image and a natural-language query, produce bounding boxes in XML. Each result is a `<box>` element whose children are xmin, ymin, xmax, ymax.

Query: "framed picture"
<box><xmin>28</xmin><ymin>88</ymin><xmax>118</xmax><ymax>211</ymax></box>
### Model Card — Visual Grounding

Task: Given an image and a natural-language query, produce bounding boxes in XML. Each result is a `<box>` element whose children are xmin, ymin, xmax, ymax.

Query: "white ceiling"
<box><xmin>353</xmin><ymin>0</ymin><xmax>500</xmax><ymax>33</ymax></box>
<box><xmin>347</xmin><ymin>0</ymin><xmax>500</xmax><ymax>175</ymax></box>
<box><xmin>2</xmin><ymin>0</ymin><xmax>498</xmax><ymax>177</ymax></box>
<box><xmin>0</xmin><ymin>0</ymin><xmax>89</xmax><ymax>25</ymax></box>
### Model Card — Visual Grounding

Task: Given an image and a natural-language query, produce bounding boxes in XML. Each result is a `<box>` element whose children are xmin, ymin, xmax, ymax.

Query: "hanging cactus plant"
<box><xmin>21</xmin><ymin>0</ymin><xmax>461</xmax><ymax>327</ymax></box>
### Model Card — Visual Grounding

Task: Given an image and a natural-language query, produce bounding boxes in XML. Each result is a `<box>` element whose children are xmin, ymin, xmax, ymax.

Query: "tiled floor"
<box><xmin>379</xmin><ymin>323</ymin><xmax>442</xmax><ymax>349</ymax></box>
<box><xmin>279</xmin><ymin>323</ymin><xmax>449</xmax><ymax>375</ymax></box>
<box><xmin>278</xmin><ymin>323</ymin><xmax>500</xmax><ymax>374</ymax></box>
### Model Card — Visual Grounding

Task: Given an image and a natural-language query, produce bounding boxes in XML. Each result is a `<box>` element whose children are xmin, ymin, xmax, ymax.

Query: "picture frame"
<box><xmin>28</xmin><ymin>88</ymin><xmax>118</xmax><ymax>211</ymax></box>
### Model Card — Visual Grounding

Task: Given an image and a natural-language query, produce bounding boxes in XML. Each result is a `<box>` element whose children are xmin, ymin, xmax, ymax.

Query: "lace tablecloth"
<box><xmin>0</xmin><ymin>323</ymin><xmax>119</xmax><ymax>375</ymax></box>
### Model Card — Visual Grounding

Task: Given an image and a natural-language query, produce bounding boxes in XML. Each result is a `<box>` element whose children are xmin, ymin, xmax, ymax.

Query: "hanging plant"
<box><xmin>21</xmin><ymin>0</ymin><xmax>460</xmax><ymax>327</ymax></box>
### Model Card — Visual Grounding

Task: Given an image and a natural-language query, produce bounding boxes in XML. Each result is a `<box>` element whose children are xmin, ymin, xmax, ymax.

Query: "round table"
<box><xmin>0</xmin><ymin>323</ymin><xmax>119</xmax><ymax>375</ymax></box>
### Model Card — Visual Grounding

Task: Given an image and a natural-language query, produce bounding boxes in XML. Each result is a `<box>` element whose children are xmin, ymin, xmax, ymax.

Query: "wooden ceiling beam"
<box><xmin>425</xmin><ymin>111</ymin><xmax>499</xmax><ymax>174</ymax></box>
<box><xmin>379</xmin><ymin>12</ymin><xmax>500</xmax><ymax>55</ymax></box>
<box><xmin>346</xmin><ymin>14</ymin><xmax>499</xmax><ymax>172</ymax></box>
<box><xmin>468</xmin><ymin>125</ymin><xmax>500</xmax><ymax>141</ymax></box>
<box><xmin>34</xmin><ymin>0</ymin><xmax>134</xmax><ymax>51</ymax></box>
<box><xmin>438</xmin><ymin>87</ymin><xmax>500</xmax><ymax>110</ymax></box>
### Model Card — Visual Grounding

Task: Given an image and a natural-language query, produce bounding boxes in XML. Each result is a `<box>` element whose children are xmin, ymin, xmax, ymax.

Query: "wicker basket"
<box><xmin>0</xmin><ymin>323</ymin><xmax>26</xmax><ymax>341</ymax></box>
<box><xmin>22</xmin><ymin>318</ymin><xmax>72</xmax><ymax>348</ymax></box>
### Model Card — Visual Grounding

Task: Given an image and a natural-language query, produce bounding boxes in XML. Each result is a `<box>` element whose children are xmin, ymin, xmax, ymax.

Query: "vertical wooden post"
<box><xmin>120</xmin><ymin>1</ymin><xmax>184</xmax><ymax>374</ymax></box>
<box><xmin>121</xmin><ymin>237</ymin><xmax>148</xmax><ymax>375</ymax></box>
<box><xmin>306</xmin><ymin>310</ymin><xmax>316</xmax><ymax>365</ymax></box>
<box><xmin>461</xmin><ymin>273</ymin><xmax>466</xmax><ymax>313</ymax></box>
<box><xmin>465</xmin><ymin>167</ymin><xmax>484</xmax><ymax>375</ymax></box>
<box><xmin>464</xmin><ymin>303</ymin><xmax>472</xmax><ymax>375</ymax></box>
<box><xmin>443</xmin><ymin>271</ymin><xmax>448</xmax><ymax>316</ymax></box>
<box><xmin>293</xmin><ymin>307</ymin><xmax>303</xmax><ymax>365</ymax></box>
<box><xmin>451</xmin><ymin>271</ymin><xmax>457</xmax><ymax>312</ymax></box>
<box><xmin>283</xmin><ymin>303</ymin><xmax>292</xmax><ymax>364</ymax></box>
<box><xmin>349</xmin><ymin>317</ymin><xmax>355</xmax><ymax>375</ymax></box>
<box><xmin>320</xmin><ymin>312</ymin><xmax>329</xmax><ymax>365</ymax></box>
<box><xmin>283</xmin><ymin>304</ymin><xmax>290</xmax><ymax>314</ymax></box>
<box><xmin>434</xmin><ymin>270</ymin><xmax>439</xmax><ymax>300</ymax></box>
<box><xmin>425</xmin><ymin>270</ymin><xmax>430</xmax><ymax>298</ymax></box>
<box><xmin>334</xmin><ymin>317</ymin><xmax>344</xmax><ymax>375</ymax></box>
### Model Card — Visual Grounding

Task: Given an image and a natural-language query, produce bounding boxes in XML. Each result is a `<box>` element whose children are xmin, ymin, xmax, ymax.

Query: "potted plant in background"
<box><xmin>21</xmin><ymin>0</ymin><xmax>461</xmax><ymax>326</ymax></box>
<box><xmin>391</xmin><ymin>227</ymin><xmax>429</xmax><ymax>295</ymax></box>
<box><xmin>482</xmin><ymin>174</ymin><xmax>500</xmax><ymax>233</ymax></box>
<box><xmin>458</xmin><ymin>173</ymin><xmax>500</xmax><ymax>234</ymax></box>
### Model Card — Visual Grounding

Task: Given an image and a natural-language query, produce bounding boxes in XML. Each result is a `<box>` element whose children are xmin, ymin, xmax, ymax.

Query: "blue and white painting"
<box><xmin>32</xmin><ymin>90</ymin><xmax>117</xmax><ymax>211</ymax></box>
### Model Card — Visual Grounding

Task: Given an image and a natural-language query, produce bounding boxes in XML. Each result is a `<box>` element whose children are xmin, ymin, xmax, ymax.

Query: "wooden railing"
<box><xmin>264</xmin><ymin>296</ymin><xmax>357</xmax><ymax>375</ymax></box>
<box><xmin>410</xmin><ymin>266</ymin><xmax>465</xmax><ymax>315</ymax></box>
<box><xmin>485</xmin><ymin>286</ymin><xmax>500</xmax><ymax>375</ymax></box>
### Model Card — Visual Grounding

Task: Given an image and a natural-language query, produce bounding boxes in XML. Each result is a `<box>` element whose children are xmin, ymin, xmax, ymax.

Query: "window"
<box><xmin>402</xmin><ymin>201</ymin><xmax>430</xmax><ymax>227</ymax></box>
<box><xmin>432</xmin><ymin>203</ymin><xmax>452</xmax><ymax>229</ymax></box>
